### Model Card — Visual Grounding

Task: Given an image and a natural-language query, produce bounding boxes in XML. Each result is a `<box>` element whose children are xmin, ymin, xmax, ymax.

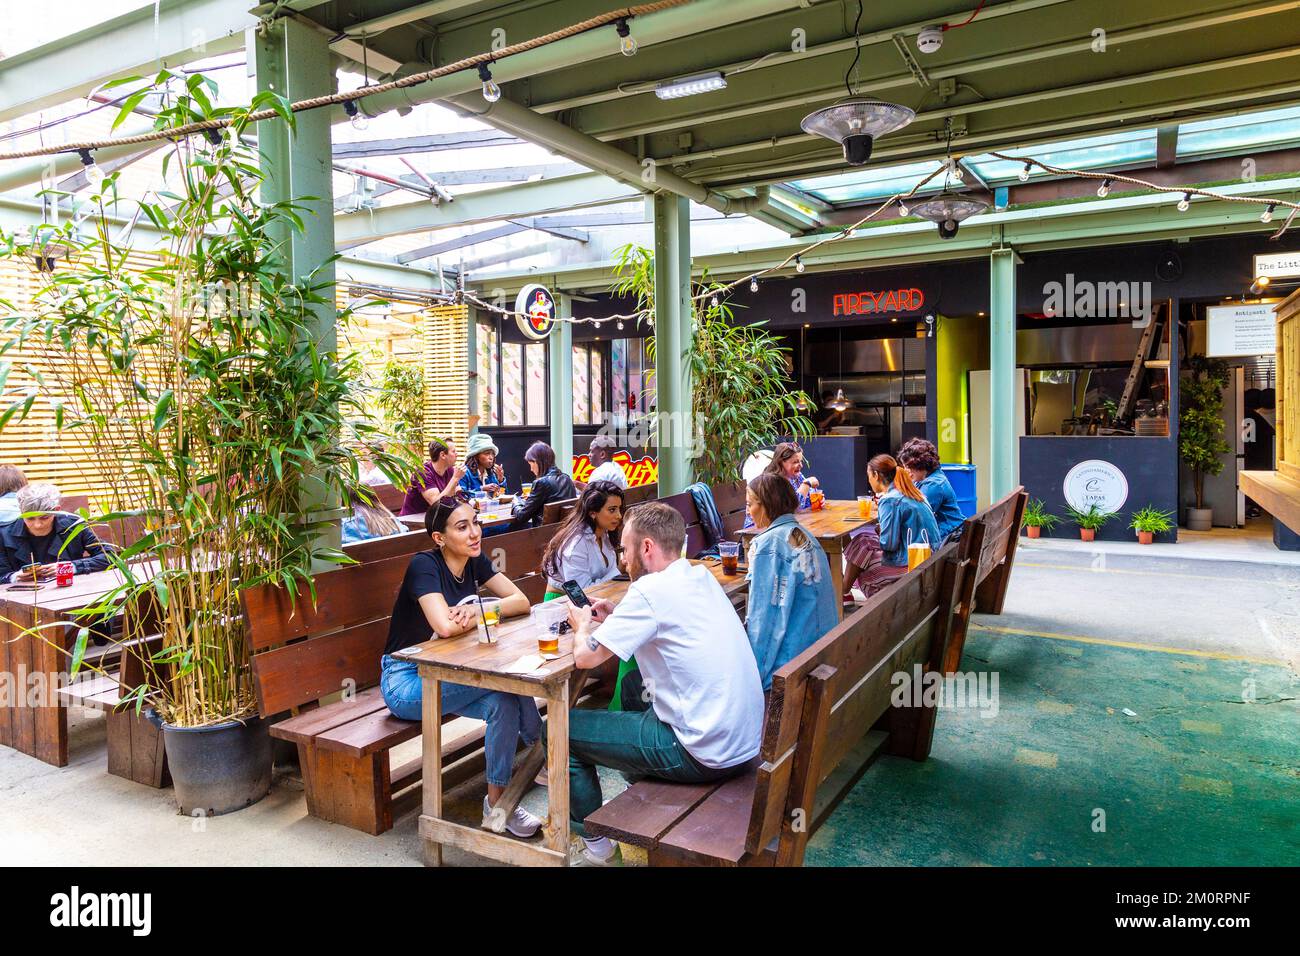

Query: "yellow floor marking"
<box><xmin>1175</xmin><ymin>661</ymin><xmax>1208</xmax><ymax>672</ymax></box>
<box><xmin>971</xmin><ymin>623</ymin><xmax>1285</xmax><ymax>667</ymax></box>
<box><xmin>1180</xmin><ymin>775</ymin><xmax>1232</xmax><ymax>797</ymax></box>
<box><xmin>1018</xmin><ymin>561</ymin><xmax>1288</xmax><ymax>585</ymax></box>
<box><xmin>1180</xmin><ymin>719</ymin><xmax>1223</xmax><ymax>735</ymax></box>
<box><xmin>1015</xmin><ymin>748</ymin><xmax>1059</xmax><ymax>769</ymax></box>
<box><xmin>1053</xmin><ymin>644</ymin><xmax>1084</xmax><ymax>657</ymax></box>
<box><xmin>1037</xmin><ymin>700</ymin><xmax>1075</xmax><ymax>715</ymax></box>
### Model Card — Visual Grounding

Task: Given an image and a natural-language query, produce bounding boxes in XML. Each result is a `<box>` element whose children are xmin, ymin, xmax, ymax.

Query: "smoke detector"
<box><xmin>917</xmin><ymin>25</ymin><xmax>944</xmax><ymax>54</ymax></box>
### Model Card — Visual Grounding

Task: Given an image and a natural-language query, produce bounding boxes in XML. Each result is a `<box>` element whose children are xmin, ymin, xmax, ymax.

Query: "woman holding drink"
<box><xmin>841</xmin><ymin>455</ymin><xmax>940</xmax><ymax>601</ymax></box>
<box><xmin>742</xmin><ymin>473</ymin><xmax>838</xmax><ymax>690</ymax></box>
<box><xmin>378</xmin><ymin>497</ymin><xmax>545</xmax><ymax>838</ymax></box>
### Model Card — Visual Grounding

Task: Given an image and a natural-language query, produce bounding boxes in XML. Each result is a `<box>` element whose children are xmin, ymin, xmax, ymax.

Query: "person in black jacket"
<box><xmin>0</xmin><ymin>482</ymin><xmax>110</xmax><ymax>583</ymax></box>
<box><xmin>511</xmin><ymin>441</ymin><xmax>576</xmax><ymax>530</ymax></box>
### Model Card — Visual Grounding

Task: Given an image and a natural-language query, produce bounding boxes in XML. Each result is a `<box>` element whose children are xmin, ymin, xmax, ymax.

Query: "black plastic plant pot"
<box><xmin>162</xmin><ymin>716</ymin><xmax>272</xmax><ymax>816</ymax></box>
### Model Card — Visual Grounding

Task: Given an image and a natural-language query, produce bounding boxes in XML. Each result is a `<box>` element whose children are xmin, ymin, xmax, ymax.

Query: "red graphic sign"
<box><xmin>514</xmin><ymin>283</ymin><xmax>556</xmax><ymax>340</ymax></box>
<box><xmin>833</xmin><ymin>288</ymin><xmax>924</xmax><ymax>316</ymax></box>
<box><xmin>572</xmin><ymin>450</ymin><xmax>658</xmax><ymax>487</ymax></box>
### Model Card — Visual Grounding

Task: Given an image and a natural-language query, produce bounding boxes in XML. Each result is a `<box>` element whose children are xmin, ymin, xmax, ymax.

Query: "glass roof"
<box><xmin>1176</xmin><ymin>104</ymin><xmax>1300</xmax><ymax>158</ymax></box>
<box><xmin>790</xmin><ymin>160</ymin><xmax>944</xmax><ymax>204</ymax></box>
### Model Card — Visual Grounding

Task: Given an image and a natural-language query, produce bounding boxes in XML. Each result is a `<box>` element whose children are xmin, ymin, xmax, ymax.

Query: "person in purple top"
<box><xmin>399</xmin><ymin>438</ymin><xmax>466</xmax><ymax>516</ymax></box>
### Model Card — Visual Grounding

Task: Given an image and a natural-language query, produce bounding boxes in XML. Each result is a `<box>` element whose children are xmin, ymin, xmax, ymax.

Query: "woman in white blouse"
<box><xmin>541</xmin><ymin>480</ymin><xmax>625</xmax><ymax>600</ymax></box>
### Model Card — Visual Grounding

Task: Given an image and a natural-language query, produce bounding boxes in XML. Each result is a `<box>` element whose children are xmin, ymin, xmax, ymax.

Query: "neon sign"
<box><xmin>571</xmin><ymin>450</ymin><xmax>658</xmax><ymax>487</ymax></box>
<box><xmin>833</xmin><ymin>288</ymin><xmax>924</xmax><ymax>316</ymax></box>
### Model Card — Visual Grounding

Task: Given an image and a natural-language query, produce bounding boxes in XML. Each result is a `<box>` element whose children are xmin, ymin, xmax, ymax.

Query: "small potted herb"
<box><xmin>1022</xmin><ymin>498</ymin><xmax>1059</xmax><ymax>539</ymax></box>
<box><xmin>1129</xmin><ymin>506</ymin><xmax>1175</xmax><ymax>545</ymax></box>
<box><xmin>1066</xmin><ymin>504</ymin><xmax>1115</xmax><ymax>542</ymax></box>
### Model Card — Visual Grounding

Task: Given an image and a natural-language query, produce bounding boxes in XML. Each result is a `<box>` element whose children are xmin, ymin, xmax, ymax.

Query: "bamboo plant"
<box><xmin>0</xmin><ymin>72</ymin><xmax>411</xmax><ymax>727</ymax></box>
<box><xmin>611</xmin><ymin>243</ymin><xmax>814</xmax><ymax>485</ymax></box>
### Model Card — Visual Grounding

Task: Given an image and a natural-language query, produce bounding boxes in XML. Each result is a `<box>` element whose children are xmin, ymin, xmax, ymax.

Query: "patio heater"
<box><xmin>909</xmin><ymin>191</ymin><xmax>989</xmax><ymax>239</ymax></box>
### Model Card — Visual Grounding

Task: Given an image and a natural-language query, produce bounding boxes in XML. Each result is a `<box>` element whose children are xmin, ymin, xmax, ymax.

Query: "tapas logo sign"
<box><xmin>572</xmin><ymin>450</ymin><xmax>658</xmax><ymax>487</ymax></box>
<box><xmin>515</xmin><ymin>283</ymin><xmax>556</xmax><ymax>341</ymax></box>
<box><xmin>833</xmin><ymin>288</ymin><xmax>924</xmax><ymax>316</ymax></box>
<box><xmin>1062</xmin><ymin>459</ymin><xmax>1129</xmax><ymax>514</ymax></box>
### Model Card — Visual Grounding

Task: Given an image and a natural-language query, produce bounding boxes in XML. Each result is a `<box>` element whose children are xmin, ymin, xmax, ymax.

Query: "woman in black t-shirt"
<box><xmin>380</xmin><ymin>498</ymin><xmax>544</xmax><ymax>838</ymax></box>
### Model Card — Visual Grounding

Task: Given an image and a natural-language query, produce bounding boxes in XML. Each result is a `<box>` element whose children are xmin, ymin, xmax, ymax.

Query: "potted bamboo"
<box><xmin>1021</xmin><ymin>498</ymin><xmax>1058</xmax><ymax>539</ymax></box>
<box><xmin>1179</xmin><ymin>355</ymin><xmax>1230</xmax><ymax>531</ymax></box>
<box><xmin>1066</xmin><ymin>504</ymin><xmax>1115</xmax><ymax>542</ymax></box>
<box><xmin>0</xmin><ymin>73</ymin><xmax>409</xmax><ymax>815</ymax></box>
<box><xmin>1129</xmin><ymin>506</ymin><xmax>1175</xmax><ymax>545</ymax></box>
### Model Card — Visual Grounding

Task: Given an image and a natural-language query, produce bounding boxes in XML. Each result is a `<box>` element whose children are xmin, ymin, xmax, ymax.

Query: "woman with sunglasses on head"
<box><xmin>378</xmin><ymin>497</ymin><xmax>543</xmax><ymax>838</ymax></box>
<box><xmin>743</xmin><ymin>441</ymin><xmax>820</xmax><ymax>530</ymax></box>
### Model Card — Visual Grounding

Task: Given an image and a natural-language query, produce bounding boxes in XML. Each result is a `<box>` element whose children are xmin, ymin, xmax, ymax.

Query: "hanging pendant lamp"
<box><xmin>910</xmin><ymin>191</ymin><xmax>989</xmax><ymax>239</ymax></box>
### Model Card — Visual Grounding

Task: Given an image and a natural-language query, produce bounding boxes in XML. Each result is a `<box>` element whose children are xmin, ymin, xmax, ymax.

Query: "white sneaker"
<box><xmin>569</xmin><ymin>836</ymin><xmax>622</xmax><ymax>867</ymax></box>
<box><xmin>482</xmin><ymin>796</ymin><xmax>543</xmax><ymax>838</ymax></box>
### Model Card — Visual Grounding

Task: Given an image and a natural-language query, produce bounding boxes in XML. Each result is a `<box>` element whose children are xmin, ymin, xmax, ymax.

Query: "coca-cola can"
<box><xmin>55</xmin><ymin>562</ymin><xmax>74</xmax><ymax>587</ymax></box>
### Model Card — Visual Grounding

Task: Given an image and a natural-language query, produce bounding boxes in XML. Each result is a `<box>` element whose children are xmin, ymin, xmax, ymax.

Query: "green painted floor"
<box><xmin>804</xmin><ymin>626</ymin><xmax>1299</xmax><ymax>867</ymax></box>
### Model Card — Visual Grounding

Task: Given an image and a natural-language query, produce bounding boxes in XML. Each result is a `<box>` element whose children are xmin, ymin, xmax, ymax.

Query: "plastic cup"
<box><xmin>809</xmin><ymin>489</ymin><xmax>825</xmax><ymax>511</ymax></box>
<box><xmin>718</xmin><ymin>541</ymin><xmax>740</xmax><ymax>574</ymax></box>
<box><xmin>531</xmin><ymin>601</ymin><xmax>569</xmax><ymax>658</ymax></box>
<box><xmin>475</xmin><ymin>598</ymin><xmax>502</xmax><ymax>644</ymax></box>
<box><xmin>858</xmin><ymin>495</ymin><xmax>873</xmax><ymax>519</ymax></box>
<box><xmin>521</xmin><ymin>483</ymin><xmax>534</xmax><ymax>497</ymax></box>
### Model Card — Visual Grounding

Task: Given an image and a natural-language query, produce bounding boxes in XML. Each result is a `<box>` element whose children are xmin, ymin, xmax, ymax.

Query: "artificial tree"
<box><xmin>1179</xmin><ymin>355</ymin><xmax>1231</xmax><ymax>519</ymax></box>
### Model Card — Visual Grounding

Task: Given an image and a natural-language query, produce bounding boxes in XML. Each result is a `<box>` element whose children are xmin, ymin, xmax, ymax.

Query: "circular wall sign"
<box><xmin>1062</xmin><ymin>459</ymin><xmax>1129</xmax><ymax>513</ymax></box>
<box><xmin>514</xmin><ymin>284</ymin><xmax>556</xmax><ymax>340</ymax></box>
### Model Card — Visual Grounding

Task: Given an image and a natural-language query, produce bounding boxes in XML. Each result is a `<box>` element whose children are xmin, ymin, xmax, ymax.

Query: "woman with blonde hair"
<box><xmin>841</xmin><ymin>454</ymin><xmax>940</xmax><ymax>601</ymax></box>
<box><xmin>341</xmin><ymin>489</ymin><xmax>404</xmax><ymax>545</ymax></box>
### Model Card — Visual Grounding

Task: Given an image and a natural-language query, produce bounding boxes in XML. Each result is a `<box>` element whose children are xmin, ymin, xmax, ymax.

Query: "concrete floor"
<box><xmin>2</xmin><ymin>545</ymin><xmax>1296</xmax><ymax>867</ymax></box>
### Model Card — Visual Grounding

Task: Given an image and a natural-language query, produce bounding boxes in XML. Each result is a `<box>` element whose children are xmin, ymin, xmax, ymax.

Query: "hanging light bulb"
<box><xmin>749</xmin><ymin>277</ymin><xmax>759</xmax><ymax>293</ymax></box>
<box><xmin>78</xmin><ymin>149</ymin><xmax>104</xmax><ymax>188</ymax></box>
<box><xmin>478</xmin><ymin>63</ymin><xmax>501</xmax><ymax>103</ymax></box>
<box><xmin>710</xmin><ymin>294</ymin><xmax>719</xmax><ymax>309</ymax></box>
<box><xmin>827</xmin><ymin>388</ymin><xmax>850</xmax><ymax>412</ymax></box>
<box><xmin>1097</xmin><ymin>178</ymin><xmax>1112</xmax><ymax>198</ymax></box>
<box><xmin>342</xmin><ymin>100</ymin><xmax>368</xmax><ymax>131</ymax></box>
<box><xmin>795</xmin><ymin>393</ymin><xmax>809</xmax><ymax>412</ymax></box>
<box><xmin>205</xmin><ymin>128</ymin><xmax>224</xmax><ymax>147</ymax></box>
<box><xmin>1177</xmin><ymin>192</ymin><xmax>1191</xmax><ymax>212</ymax></box>
<box><xmin>795</xmin><ymin>255</ymin><xmax>805</xmax><ymax>274</ymax></box>
<box><xmin>1261</xmin><ymin>204</ymin><xmax>1276</xmax><ymax>224</ymax></box>
<box><xmin>898</xmin><ymin>200</ymin><xmax>910</xmax><ymax>216</ymax></box>
<box><xmin>1018</xmin><ymin>162</ymin><xmax>1032</xmax><ymax>182</ymax></box>
<box><xmin>617</xmin><ymin>319</ymin><xmax>624</xmax><ymax>330</ymax></box>
<box><xmin>950</xmin><ymin>159</ymin><xmax>964</xmax><ymax>181</ymax></box>
<box><xmin>615</xmin><ymin>18</ymin><xmax>637</xmax><ymax>56</ymax></box>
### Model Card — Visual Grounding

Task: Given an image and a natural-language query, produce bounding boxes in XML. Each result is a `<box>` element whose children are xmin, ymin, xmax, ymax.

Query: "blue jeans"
<box><xmin>380</xmin><ymin>655</ymin><xmax>542</xmax><ymax>788</ymax></box>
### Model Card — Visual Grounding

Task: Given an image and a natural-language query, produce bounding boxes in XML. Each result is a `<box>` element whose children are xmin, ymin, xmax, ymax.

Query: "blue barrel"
<box><xmin>941</xmin><ymin>464</ymin><xmax>978</xmax><ymax>518</ymax></box>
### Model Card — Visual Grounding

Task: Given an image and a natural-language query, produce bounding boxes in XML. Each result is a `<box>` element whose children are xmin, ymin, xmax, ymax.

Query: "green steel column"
<box><xmin>550</xmin><ymin>295</ymin><xmax>575</xmax><ymax>474</ymax></box>
<box><xmin>653</xmin><ymin>193</ymin><xmax>693</xmax><ymax>495</ymax></box>
<box><xmin>989</xmin><ymin>245</ymin><xmax>1018</xmax><ymax>500</ymax></box>
<box><xmin>251</xmin><ymin>17</ymin><xmax>337</xmax><ymax>349</ymax></box>
<box><xmin>252</xmin><ymin>18</ymin><xmax>340</xmax><ymax>552</ymax></box>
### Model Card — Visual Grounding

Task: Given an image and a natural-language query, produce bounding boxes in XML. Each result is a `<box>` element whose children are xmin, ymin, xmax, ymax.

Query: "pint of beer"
<box><xmin>718</xmin><ymin>541</ymin><xmax>740</xmax><ymax>575</ymax></box>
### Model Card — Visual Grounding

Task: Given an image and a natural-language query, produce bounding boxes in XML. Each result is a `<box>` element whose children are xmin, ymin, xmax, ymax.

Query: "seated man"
<box><xmin>566</xmin><ymin>502</ymin><xmax>764</xmax><ymax>866</ymax></box>
<box><xmin>0</xmin><ymin>482</ymin><xmax>110</xmax><ymax>583</ymax></box>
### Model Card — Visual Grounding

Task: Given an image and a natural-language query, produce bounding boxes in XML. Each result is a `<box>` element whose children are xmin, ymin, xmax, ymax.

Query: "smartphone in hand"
<box><xmin>561</xmin><ymin>579</ymin><xmax>591</xmax><ymax>608</ymax></box>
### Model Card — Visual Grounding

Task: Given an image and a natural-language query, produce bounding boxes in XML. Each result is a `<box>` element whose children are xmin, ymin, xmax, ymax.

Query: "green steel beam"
<box><xmin>334</xmin><ymin>171</ymin><xmax>641</xmax><ymax>248</ymax></box>
<box><xmin>0</xmin><ymin>0</ymin><xmax>252</xmax><ymax>124</ymax></box>
<box><xmin>653</xmin><ymin>192</ymin><xmax>694</xmax><ymax>496</ymax></box>
<box><xmin>550</xmin><ymin>295</ymin><xmax>575</xmax><ymax>477</ymax></box>
<box><xmin>988</xmin><ymin>243</ymin><xmax>1018</xmax><ymax>504</ymax></box>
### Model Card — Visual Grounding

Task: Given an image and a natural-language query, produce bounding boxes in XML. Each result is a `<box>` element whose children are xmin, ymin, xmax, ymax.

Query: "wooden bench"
<box><xmin>584</xmin><ymin>535</ymin><xmax>971</xmax><ymax>865</ymax></box>
<box><xmin>364</xmin><ymin>482</ymin><xmax>407</xmax><ymax>513</ymax></box>
<box><xmin>541</xmin><ymin>496</ymin><xmax>579</xmax><ymax>525</ymax></box>
<box><xmin>621</xmin><ymin>482</ymin><xmax>658</xmax><ymax>506</ymax></box>
<box><xmin>940</xmin><ymin>486</ymin><xmax>1027</xmax><ymax>675</ymax></box>
<box><xmin>654</xmin><ymin>482</ymin><xmax>746</xmax><ymax>556</ymax></box>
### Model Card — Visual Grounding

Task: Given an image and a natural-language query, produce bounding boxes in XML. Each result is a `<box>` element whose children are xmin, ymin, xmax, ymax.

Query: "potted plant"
<box><xmin>0</xmin><ymin>72</ymin><xmax>409</xmax><ymax>815</ymax></box>
<box><xmin>611</xmin><ymin>244</ymin><xmax>814</xmax><ymax>484</ymax></box>
<box><xmin>1021</xmin><ymin>498</ymin><xmax>1058</xmax><ymax>538</ymax></box>
<box><xmin>1129</xmin><ymin>506</ymin><xmax>1175</xmax><ymax>544</ymax></box>
<box><xmin>1179</xmin><ymin>355</ymin><xmax>1231</xmax><ymax>531</ymax></box>
<box><xmin>1066</xmin><ymin>504</ymin><xmax>1115</xmax><ymax>542</ymax></box>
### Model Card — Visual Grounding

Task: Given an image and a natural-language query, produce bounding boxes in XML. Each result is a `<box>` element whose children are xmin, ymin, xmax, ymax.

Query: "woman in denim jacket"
<box><xmin>743</xmin><ymin>473</ymin><xmax>839</xmax><ymax>690</ymax></box>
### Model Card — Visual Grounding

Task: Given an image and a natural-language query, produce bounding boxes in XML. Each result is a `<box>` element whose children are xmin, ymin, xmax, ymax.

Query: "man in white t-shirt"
<box><xmin>578</xmin><ymin>435</ymin><xmax>628</xmax><ymax>490</ymax></box>
<box><xmin>565</xmin><ymin>502</ymin><xmax>764</xmax><ymax>865</ymax></box>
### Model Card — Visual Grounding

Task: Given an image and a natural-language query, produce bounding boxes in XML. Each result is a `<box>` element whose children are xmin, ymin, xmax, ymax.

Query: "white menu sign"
<box><xmin>1206</xmin><ymin>303</ymin><xmax>1276</xmax><ymax>357</ymax></box>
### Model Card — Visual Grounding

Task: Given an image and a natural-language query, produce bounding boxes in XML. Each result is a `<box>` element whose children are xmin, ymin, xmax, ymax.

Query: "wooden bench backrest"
<box><xmin>711</xmin><ymin>480</ymin><xmax>748</xmax><ymax>537</ymax></box>
<box><xmin>542</xmin><ymin>496</ymin><xmax>578</xmax><ymax>525</ymax></box>
<box><xmin>745</xmin><ymin>539</ymin><xmax>966</xmax><ymax>858</ymax></box>
<box><xmin>367</xmin><ymin>483</ymin><xmax>407</xmax><ymax>513</ymax></box>
<box><xmin>656</xmin><ymin>491</ymin><xmax>708</xmax><ymax>557</ymax></box>
<box><xmin>480</xmin><ymin>524</ymin><xmax>560</xmax><ymax>601</ymax></box>
<box><xmin>621</xmin><ymin>483</ymin><xmax>658</xmax><ymax>506</ymax></box>
<box><xmin>967</xmin><ymin>487</ymin><xmax>1027</xmax><ymax>589</ymax></box>
<box><xmin>342</xmin><ymin>528</ymin><xmax>429</xmax><ymax>564</ymax></box>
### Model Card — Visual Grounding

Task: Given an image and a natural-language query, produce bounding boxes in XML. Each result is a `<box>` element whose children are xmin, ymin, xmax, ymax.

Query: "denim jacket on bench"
<box><xmin>744</xmin><ymin>512</ymin><xmax>839</xmax><ymax>690</ymax></box>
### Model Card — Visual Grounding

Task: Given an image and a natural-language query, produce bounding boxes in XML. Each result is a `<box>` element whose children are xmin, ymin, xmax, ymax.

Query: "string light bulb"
<box><xmin>617</xmin><ymin>319</ymin><xmax>624</xmax><ymax>330</ymax></box>
<box><xmin>1262</xmin><ymin>204</ymin><xmax>1276</xmax><ymax>224</ymax></box>
<box><xmin>78</xmin><ymin>149</ymin><xmax>104</xmax><ymax>188</ymax></box>
<box><xmin>950</xmin><ymin>160</ymin><xmax>964</xmax><ymax>181</ymax></box>
<box><xmin>795</xmin><ymin>255</ymin><xmax>805</xmax><ymax>273</ymax></box>
<box><xmin>1018</xmin><ymin>162</ymin><xmax>1032</xmax><ymax>182</ymax></box>
<box><xmin>616</xmin><ymin>18</ymin><xmax>637</xmax><ymax>56</ymax></box>
<box><xmin>710</xmin><ymin>294</ymin><xmax>719</xmax><ymax>309</ymax></box>
<box><xmin>205</xmin><ymin>128</ymin><xmax>224</xmax><ymax>147</ymax></box>
<box><xmin>1097</xmin><ymin>178</ymin><xmax>1112</xmax><ymax>198</ymax></box>
<box><xmin>1177</xmin><ymin>192</ymin><xmax>1191</xmax><ymax>212</ymax></box>
<box><xmin>750</xmin><ymin>277</ymin><xmax>759</xmax><ymax>293</ymax></box>
<box><xmin>478</xmin><ymin>63</ymin><xmax>501</xmax><ymax>103</ymax></box>
<box><xmin>342</xmin><ymin>100</ymin><xmax>368</xmax><ymax>131</ymax></box>
<box><xmin>898</xmin><ymin>200</ymin><xmax>909</xmax><ymax>216</ymax></box>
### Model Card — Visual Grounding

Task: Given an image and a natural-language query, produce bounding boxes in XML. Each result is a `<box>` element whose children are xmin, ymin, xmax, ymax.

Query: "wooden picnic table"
<box><xmin>0</xmin><ymin>564</ymin><xmax>148</xmax><ymax>767</ymax></box>
<box><xmin>737</xmin><ymin>499</ymin><xmax>873</xmax><ymax>618</ymax></box>
<box><xmin>403</xmin><ymin>558</ymin><xmax>746</xmax><ymax>867</ymax></box>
